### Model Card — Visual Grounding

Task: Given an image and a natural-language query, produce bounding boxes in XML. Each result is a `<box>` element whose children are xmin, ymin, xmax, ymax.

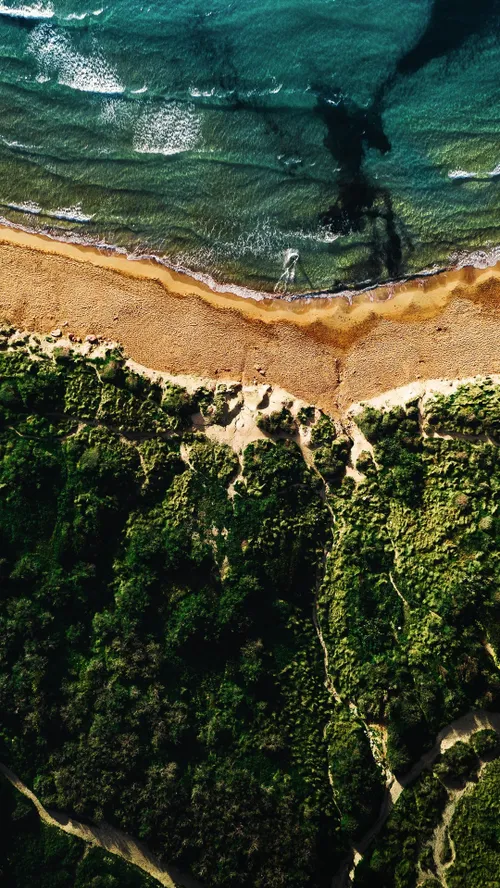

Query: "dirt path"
<box><xmin>0</xmin><ymin>763</ymin><xmax>202</xmax><ymax>888</ymax></box>
<box><xmin>431</xmin><ymin>787</ymin><xmax>463</xmax><ymax>887</ymax></box>
<box><xmin>332</xmin><ymin>710</ymin><xmax>500</xmax><ymax>888</ymax></box>
<box><xmin>425</xmin><ymin>750</ymin><xmax>495</xmax><ymax>888</ymax></box>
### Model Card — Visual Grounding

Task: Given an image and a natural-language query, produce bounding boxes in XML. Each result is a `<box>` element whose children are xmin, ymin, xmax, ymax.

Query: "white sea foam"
<box><xmin>133</xmin><ymin>103</ymin><xmax>201</xmax><ymax>156</ymax></box>
<box><xmin>131</xmin><ymin>85</ymin><xmax>147</xmax><ymax>94</ymax></box>
<box><xmin>274</xmin><ymin>248</ymin><xmax>300</xmax><ymax>293</ymax></box>
<box><xmin>189</xmin><ymin>80</ymin><xmax>284</xmax><ymax>102</ymax></box>
<box><xmin>301</xmin><ymin>227</ymin><xmax>341</xmax><ymax>245</ymax></box>
<box><xmin>65</xmin><ymin>8</ymin><xmax>104</xmax><ymax>20</ymax></box>
<box><xmin>448</xmin><ymin>169</ymin><xmax>477</xmax><ymax>180</ymax></box>
<box><xmin>7</xmin><ymin>200</ymin><xmax>42</xmax><ymax>214</ymax></box>
<box><xmin>99</xmin><ymin>98</ymin><xmax>120</xmax><ymax>124</ymax></box>
<box><xmin>230</xmin><ymin>219</ymin><xmax>279</xmax><ymax>259</ymax></box>
<box><xmin>230</xmin><ymin>218</ymin><xmax>342</xmax><ymax>259</ymax></box>
<box><xmin>1</xmin><ymin>136</ymin><xmax>36</xmax><ymax>151</ymax></box>
<box><xmin>450</xmin><ymin>245</ymin><xmax>500</xmax><ymax>270</ymax></box>
<box><xmin>49</xmin><ymin>204</ymin><xmax>93</xmax><ymax>222</ymax></box>
<box><xmin>448</xmin><ymin>163</ymin><xmax>500</xmax><ymax>181</ymax></box>
<box><xmin>99</xmin><ymin>97</ymin><xmax>137</xmax><ymax>131</ymax></box>
<box><xmin>27</xmin><ymin>25</ymin><xmax>124</xmax><ymax>95</ymax></box>
<box><xmin>189</xmin><ymin>86</ymin><xmax>216</xmax><ymax>98</ymax></box>
<box><xmin>5</xmin><ymin>199</ymin><xmax>92</xmax><ymax>222</ymax></box>
<box><xmin>268</xmin><ymin>80</ymin><xmax>283</xmax><ymax>95</ymax></box>
<box><xmin>242</xmin><ymin>82</ymin><xmax>284</xmax><ymax>99</ymax></box>
<box><xmin>0</xmin><ymin>2</ymin><xmax>53</xmax><ymax>19</ymax></box>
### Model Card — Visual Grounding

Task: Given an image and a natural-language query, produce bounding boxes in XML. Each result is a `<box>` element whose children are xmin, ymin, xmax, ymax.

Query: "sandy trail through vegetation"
<box><xmin>0</xmin><ymin>763</ymin><xmax>202</xmax><ymax>888</ymax></box>
<box><xmin>333</xmin><ymin>710</ymin><xmax>500</xmax><ymax>888</ymax></box>
<box><xmin>8</xmin><ymin>711</ymin><xmax>496</xmax><ymax>888</ymax></box>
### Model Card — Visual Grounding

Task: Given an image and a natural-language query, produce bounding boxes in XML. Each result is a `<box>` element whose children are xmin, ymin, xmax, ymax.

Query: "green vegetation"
<box><xmin>319</xmin><ymin>395</ymin><xmax>500</xmax><ymax>773</ymax></box>
<box><xmin>256</xmin><ymin>406</ymin><xmax>297</xmax><ymax>436</ymax></box>
<box><xmin>447</xmin><ymin>758</ymin><xmax>500</xmax><ymax>887</ymax></box>
<box><xmin>326</xmin><ymin>709</ymin><xmax>384</xmax><ymax>838</ymax></box>
<box><xmin>2</xmin><ymin>343</ymin><xmax>500</xmax><ymax>886</ymax></box>
<box><xmin>310</xmin><ymin>414</ymin><xmax>337</xmax><ymax>447</ymax></box>
<box><xmin>471</xmin><ymin>727</ymin><xmax>500</xmax><ymax>758</ymax></box>
<box><xmin>196</xmin><ymin>383</ymin><xmax>242</xmax><ymax>427</ymax></box>
<box><xmin>0</xmin><ymin>343</ymin><xmax>340</xmax><ymax>888</ymax></box>
<box><xmin>297</xmin><ymin>405</ymin><xmax>316</xmax><ymax>426</ymax></box>
<box><xmin>308</xmin><ymin>413</ymin><xmax>352</xmax><ymax>485</ymax></box>
<box><xmin>425</xmin><ymin>379</ymin><xmax>500</xmax><ymax>439</ymax></box>
<box><xmin>0</xmin><ymin>774</ymin><xmax>156</xmax><ymax>888</ymax></box>
<box><xmin>355</xmin><ymin>769</ymin><xmax>448</xmax><ymax>887</ymax></box>
<box><xmin>356</xmin><ymin>734</ymin><xmax>500</xmax><ymax>887</ymax></box>
<box><xmin>434</xmin><ymin>741</ymin><xmax>479</xmax><ymax>784</ymax></box>
<box><xmin>313</xmin><ymin>435</ymin><xmax>351</xmax><ymax>485</ymax></box>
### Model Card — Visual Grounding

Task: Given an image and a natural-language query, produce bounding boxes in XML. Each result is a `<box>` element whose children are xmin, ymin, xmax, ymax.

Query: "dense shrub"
<box><xmin>0</xmin><ymin>345</ymin><xmax>338</xmax><ymax>888</ymax></box>
<box><xmin>2</xmin><ymin>347</ymin><xmax>500</xmax><ymax>887</ymax></box>
<box><xmin>355</xmin><ymin>772</ymin><xmax>447</xmax><ymax>888</ymax></box>
<box><xmin>0</xmin><ymin>774</ymin><xmax>156</xmax><ymax>888</ymax></box>
<box><xmin>326</xmin><ymin>709</ymin><xmax>384</xmax><ymax>837</ymax></box>
<box><xmin>425</xmin><ymin>380</ymin><xmax>500</xmax><ymax>439</ymax></box>
<box><xmin>256</xmin><ymin>407</ymin><xmax>297</xmax><ymax>436</ymax></box>
<box><xmin>447</xmin><ymin>759</ymin><xmax>500</xmax><ymax>887</ymax></box>
<box><xmin>471</xmin><ymin>728</ymin><xmax>500</xmax><ymax>759</ymax></box>
<box><xmin>435</xmin><ymin>741</ymin><xmax>479</xmax><ymax>784</ymax></box>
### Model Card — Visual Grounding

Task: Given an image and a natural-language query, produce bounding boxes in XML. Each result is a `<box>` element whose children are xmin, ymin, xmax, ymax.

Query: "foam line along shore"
<box><xmin>2</xmin><ymin>221</ymin><xmax>500</xmax><ymax>325</ymax></box>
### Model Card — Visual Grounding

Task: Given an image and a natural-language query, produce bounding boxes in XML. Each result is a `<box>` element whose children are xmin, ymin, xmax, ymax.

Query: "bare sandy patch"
<box><xmin>0</xmin><ymin>226</ymin><xmax>499</xmax><ymax>413</ymax></box>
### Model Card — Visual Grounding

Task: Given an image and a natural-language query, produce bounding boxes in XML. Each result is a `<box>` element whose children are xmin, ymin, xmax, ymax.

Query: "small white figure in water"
<box><xmin>275</xmin><ymin>248</ymin><xmax>299</xmax><ymax>294</ymax></box>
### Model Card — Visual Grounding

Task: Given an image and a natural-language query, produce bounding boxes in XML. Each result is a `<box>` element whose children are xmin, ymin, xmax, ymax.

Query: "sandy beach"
<box><xmin>0</xmin><ymin>224</ymin><xmax>499</xmax><ymax>412</ymax></box>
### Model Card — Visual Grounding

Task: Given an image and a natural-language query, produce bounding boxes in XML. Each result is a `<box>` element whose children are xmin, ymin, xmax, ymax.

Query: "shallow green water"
<box><xmin>0</xmin><ymin>0</ymin><xmax>498</xmax><ymax>293</ymax></box>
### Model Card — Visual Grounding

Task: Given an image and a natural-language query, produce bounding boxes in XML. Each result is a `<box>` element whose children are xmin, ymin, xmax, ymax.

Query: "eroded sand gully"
<box><xmin>0</xmin><ymin>226</ymin><xmax>499</xmax><ymax>412</ymax></box>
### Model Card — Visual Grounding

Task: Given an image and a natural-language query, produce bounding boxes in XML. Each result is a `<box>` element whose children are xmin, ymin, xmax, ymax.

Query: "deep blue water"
<box><xmin>0</xmin><ymin>0</ymin><xmax>499</xmax><ymax>294</ymax></box>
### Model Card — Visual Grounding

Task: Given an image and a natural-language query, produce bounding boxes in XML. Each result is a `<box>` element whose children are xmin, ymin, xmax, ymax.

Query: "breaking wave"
<box><xmin>448</xmin><ymin>169</ymin><xmax>477</xmax><ymax>180</ymax></box>
<box><xmin>0</xmin><ymin>2</ymin><xmax>53</xmax><ymax>19</ymax></box>
<box><xmin>27</xmin><ymin>24</ymin><xmax>124</xmax><ymax>94</ymax></box>
<box><xmin>133</xmin><ymin>103</ymin><xmax>201</xmax><ymax>156</ymax></box>
<box><xmin>4</xmin><ymin>199</ymin><xmax>92</xmax><ymax>223</ymax></box>
<box><xmin>50</xmin><ymin>204</ymin><xmax>94</xmax><ymax>222</ymax></box>
<box><xmin>448</xmin><ymin>163</ymin><xmax>500</xmax><ymax>181</ymax></box>
<box><xmin>65</xmin><ymin>8</ymin><xmax>103</xmax><ymax>20</ymax></box>
<box><xmin>450</xmin><ymin>244</ymin><xmax>500</xmax><ymax>270</ymax></box>
<box><xmin>7</xmin><ymin>200</ymin><xmax>42</xmax><ymax>214</ymax></box>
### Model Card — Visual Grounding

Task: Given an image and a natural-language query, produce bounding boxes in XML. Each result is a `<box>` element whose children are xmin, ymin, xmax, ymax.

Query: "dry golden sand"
<box><xmin>0</xmin><ymin>225</ymin><xmax>499</xmax><ymax>412</ymax></box>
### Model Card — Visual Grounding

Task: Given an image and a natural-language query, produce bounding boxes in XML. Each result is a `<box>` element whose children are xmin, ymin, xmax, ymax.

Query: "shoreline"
<box><xmin>0</xmin><ymin>223</ymin><xmax>499</xmax><ymax>412</ymax></box>
<box><xmin>2</xmin><ymin>212</ymin><xmax>499</xmax><ymax>306</ymax></box>
<box><xmin>1</xmin><ymin>220</ymin><xmax>500</xmax><ymax>326</ymax></box>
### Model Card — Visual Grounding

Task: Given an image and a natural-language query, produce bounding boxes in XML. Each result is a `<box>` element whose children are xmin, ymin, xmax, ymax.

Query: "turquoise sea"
<box><xmin>0</xmin><ymin>0</ymin><xmax>499</xmax><ymax>294</ymax></box>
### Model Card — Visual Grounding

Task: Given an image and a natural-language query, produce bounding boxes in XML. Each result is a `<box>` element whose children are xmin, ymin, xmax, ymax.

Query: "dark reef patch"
<box><xmin>185</xmin><ymin>6</ymin><xmax>241</xmax><ymax>97</ymax></box>
<box><xmin>313</xmin><ymin>0</ymin><xmax>500</xmax><ymax>286</ymax></box>
<box><xmin>397</xmin><ymin>0</ymin><xmax>500</xmax><ymax>76</ymax></box>
<box><xmin>314</xmin><ymin>91</ymin><xmax>404</xmax><ymax>281</ymax></box>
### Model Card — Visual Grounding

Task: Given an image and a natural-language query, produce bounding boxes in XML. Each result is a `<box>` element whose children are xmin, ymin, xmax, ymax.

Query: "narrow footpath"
<box><xmin>0</xmin><ymin>763</ymin><xmax>203</xmax><ymax>888</ymax></box>
<box><xmin>332</xmin><ymin>709</ymin><xmax>500</xmax><ymax>887</ymax></box>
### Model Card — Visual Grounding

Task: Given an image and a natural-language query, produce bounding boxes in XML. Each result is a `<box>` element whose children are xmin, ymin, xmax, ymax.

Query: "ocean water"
<box><xmin>0</xmin><ymin>0</ymin><xmax>499</xmax><ymax>295</ymax></box>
